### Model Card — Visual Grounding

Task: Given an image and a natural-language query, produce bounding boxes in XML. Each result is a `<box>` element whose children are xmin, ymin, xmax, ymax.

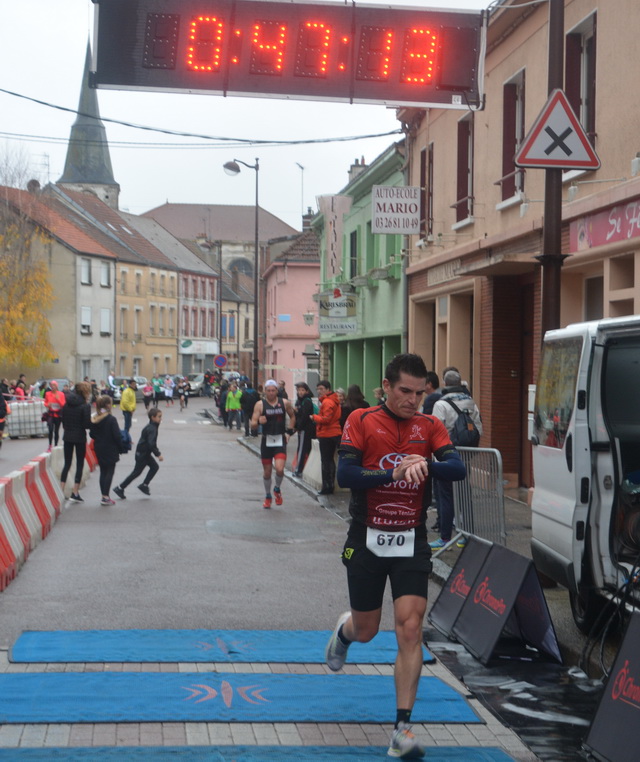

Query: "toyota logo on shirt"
<box><xmin>379</xmin><ymin>453</ymin><xmax>406</xmax><ymax>469</ymax></box>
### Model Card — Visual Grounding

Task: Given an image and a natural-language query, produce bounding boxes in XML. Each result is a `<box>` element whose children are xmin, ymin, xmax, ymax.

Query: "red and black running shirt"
<box><xmin>338</xmin><ymin>404</ymin><xmax>454</xmax><ymax>533</ymax></box>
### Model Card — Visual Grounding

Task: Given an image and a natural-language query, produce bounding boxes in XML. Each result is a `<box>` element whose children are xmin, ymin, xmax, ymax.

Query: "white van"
<box><xmin>531</xmin><ymin>316</ymin><xmax>640</xmax><ymax>632</ymax></box>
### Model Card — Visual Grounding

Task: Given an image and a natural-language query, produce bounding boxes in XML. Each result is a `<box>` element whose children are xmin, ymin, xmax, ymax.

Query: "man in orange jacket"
<box><xmin>313</xmin><ymin>380</ymin><xmax>343</xmax><ymax>495</ymax></box>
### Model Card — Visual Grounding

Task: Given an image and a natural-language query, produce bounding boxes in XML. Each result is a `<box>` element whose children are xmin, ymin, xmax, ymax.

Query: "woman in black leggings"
<box><xmin>90</xmin><ymin>395</ymin><xmax>124</xmax><ymax>505</ymax></box>
<box><xmin>60</xmin><ymin>381</ymin><xmax>92</xmax><ymax>503</ymax></box>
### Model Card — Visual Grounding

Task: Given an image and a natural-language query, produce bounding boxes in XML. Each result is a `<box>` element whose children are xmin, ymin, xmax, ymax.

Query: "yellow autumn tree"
<box><xmin>0</xmin><ymin>192</ymin><xmax>55</xmax><ymax>368</ymax></box>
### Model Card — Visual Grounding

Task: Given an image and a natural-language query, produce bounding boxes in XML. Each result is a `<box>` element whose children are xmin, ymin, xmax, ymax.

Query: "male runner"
<box><xmin>325</xmin><ymin>353</ymin><xmax>466</xmax><ymax>759</ymax></box>
<box><xmin>250</xmin><ymin>379</ymin><xmax>296</xmax><ymax>508</ymax></box>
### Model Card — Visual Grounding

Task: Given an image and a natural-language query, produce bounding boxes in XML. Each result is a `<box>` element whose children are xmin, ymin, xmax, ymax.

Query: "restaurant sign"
<box><xmin>318</xmin><ymin>289</ymin><xmax>358</xmax><ymax>334</ymax></box>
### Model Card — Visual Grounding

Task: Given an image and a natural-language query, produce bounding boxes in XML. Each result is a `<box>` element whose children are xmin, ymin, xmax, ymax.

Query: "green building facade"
<box><xmin>313</xmin><ymin>142</ymin><xmax>406</xmax><ymax>398</ymax></box>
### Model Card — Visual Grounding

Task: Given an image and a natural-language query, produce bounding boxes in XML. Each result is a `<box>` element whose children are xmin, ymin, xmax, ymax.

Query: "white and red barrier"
<box><xmin>29</xmin><ymin>455</ymin><xmax>64</xmax><ymax>518</ymax></box>
<box><xmin>21</xmin><ymin>463</ymin><xmax>55</xmax><ymax>536</ymax></box>
<box><xmin>0</xmin><ymin>447</ymin><xmax>71</xmax><ymax>590</ymax></box>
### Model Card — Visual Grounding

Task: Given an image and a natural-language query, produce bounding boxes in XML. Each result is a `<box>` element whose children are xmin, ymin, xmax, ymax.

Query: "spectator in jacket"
<box><xmin>114</xmin><ymin>408</ymin><xmax>164</xmax><ymax>499</ymax></box>
<box><xmin>240</xmin><ymin>382</ymin><xmax>260</xmax><ymax>437</ymax></box>
<box><xmin>120</xmin><ymin>379</ymin><xmax>137</xmax><ymax>432</ymax></box>
<box><xmin>0</xmin><ymin>389</ymin><xmax>8</xmax><ymax>451</ymax></box>
<box><xmin>225</xmin><ymin>381</ymin><xmax>243</xmax><ymax>431</ymax></box>
<box><xmin>313</xmin><ymin>380</ymin><xmax>343</xmax><ymax>495</ymax></box>
<box><xmin>90</xmin><ymin>395</ymin><xmax>123</xmax><ymax>505</ymax></box>
<box><xmin>60</xmin><ymin>381</ymin><xmax>92</xmax><ymax>503</ymax></box>
<box><xmin>44</xmin><ymin>380</ymin><xmax>66</xmax><ymax>451</ymax></box>
<box><xmin>293</xmin><ymin>382</ymin><xmax>316</xmax><ymax>477</ymax></box>
<box><xmin>421</xmin><ymin>371</ymin><xmax>442</xmax><ymax>415</ymax></box>
<box><xmin>430</xmin><ymin>369</ymin><xmax>483</xmax><ymax>549</ymax></box>
<box><xmin>340</xmin><ymin>384</ymin><xmax>369</xmax><ymax>430</ymax></box>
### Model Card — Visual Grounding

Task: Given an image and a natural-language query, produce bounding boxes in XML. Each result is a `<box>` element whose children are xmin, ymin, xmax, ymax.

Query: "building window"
<box><xmin>135</xmin><ymin>272</ymin><xmax>142</xmax><ymax>295</ymax></box>
<box><xmin>221</xmin><ymin>315</ymin><xmax>227</xmax><ymax>338</ymax></box>
<box><xmin>80</xmin><ymin>258</ymin><xmax>92</xmax><ymax>285</ymax></box>
<box><xmin>501</xmin><ymin>71</ymin><xmax>526</xmax><ymax>200</ymax></box>
<box><xmin>182</xmin><ymin>307</ymin><xmax>189</xmax><ymax>335</ymax></box>
<box><xmin>169</xmin><ymin>308</ymin><xmax>175</xmax><ymax>336</ymax></box>
<box><xmin>81</xmin><ymin>306</ymin><xmax>92</xmax><ymax>334</ymax></box>
<box><xmin>209</xmin><ymin>309</ymin><xmax>216</xmax><ymax>337</ymax></box>
<box><xmin>191</xmin><ymin>308</ymin><xmax>197</xmax><ymax>336</ymax></box>
<box><xmin>454</xmin><ymin>114</ymin><xmax>474</xmax><ymax>223</ymax></box>
<box><xmin>349</xmin><ymin>230</ymin><xmax>358</xmax><ymax>279</ymax></box>
<box><xmin>229</xmin><ymin>313</ymin><xmax>236</xmax><ymax>340</ymax></box>
<box><xmin>169</xmin><ymin>275</ymin><xmax>175</xmax><ymax>297</ymax></box>
<box><xmin>566</xmin><ymin>13</ymin><xmax>596</xmax><ymax>143</ymax></box>
<box><xmin>160</xmin><ymin>274</ymin><xmax>166</xmax><ymax>296</ymax></box>
<box><xmin>120</xmin><ymin>270</ymin><xmax>127</xmax><ymax>294</ymax></box>
<box><xmin>100</xmin><ymin>261</ymin><xmax>111</xmax><ymax>287</ymax></box>
<box><xmin>119</xmin><ymin>307</ymin><xmax>128</xmax><ymax>339</ymax></box>
<box><xmin>149</xmin><ymin>305</ymin><xmax>156</xmax><ymax>335</ymax></box>
<box><xmin>81</xmin><ymin>359</ymin><xmax>90</xmax><ymax>379</ymax></box>
<box><xmin>200</xmin><ymin>309</ymin><xmax>206</xmax><ymax>337</ymax></box>
<box><xmin>150</xmin><ymin>272</ymin><xmax>156</xmax><ymax>295</ymax></box>
<box><xmin>100</xmin><ymin>308</ymin><xmax>111</xmax><ymax>336</ymax></box>
<box><xmin>134</xmin><ymin>308</ymin><xmax>142</xmax><ymax>340</ymax></box>
<box><xmin>159</xmin><ymin>306</ymin><xmax>165</xmax><ymax>336</ymax></box>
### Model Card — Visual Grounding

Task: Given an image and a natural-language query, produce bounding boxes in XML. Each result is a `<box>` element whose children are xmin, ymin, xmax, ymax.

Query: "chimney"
<box><xmin>348</xmin><ymin>156</ymin><xmax>367</xmax><ymax>183</ymax></box>
<box><xmin>302</xmin><ymin>206</ymin><xmax>315</xmax><ymax>231</ymax></box>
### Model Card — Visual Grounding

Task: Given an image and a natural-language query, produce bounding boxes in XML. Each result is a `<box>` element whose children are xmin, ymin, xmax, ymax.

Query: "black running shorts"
<box><xmin>341</xmin><ymin>528</ymin><xmax>432</xmax><ymax>612</ymax></box>
<box><xmin>260</xmin><ymin>438</ymin><xmax>287</xmax><ymax>462</ymax></box>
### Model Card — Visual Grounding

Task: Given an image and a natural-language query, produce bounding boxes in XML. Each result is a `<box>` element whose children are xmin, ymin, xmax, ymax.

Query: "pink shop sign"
<box><xmin>570</xmin><ymin>200</ymin><xmax>640</xmax><ymax>252</ymax></box>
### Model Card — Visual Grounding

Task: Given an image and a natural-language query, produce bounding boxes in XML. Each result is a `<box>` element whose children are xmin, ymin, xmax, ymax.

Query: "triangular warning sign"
<box><xmin>515</xmin><ymin>89</ymin><xmax>600</xmax><ymax>170</ymax></box>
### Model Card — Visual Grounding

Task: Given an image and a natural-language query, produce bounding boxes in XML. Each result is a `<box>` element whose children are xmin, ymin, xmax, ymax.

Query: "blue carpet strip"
<box><xmin>0</xmin><ymin>747</ymin><xmax>516</xmax><ymax>760</ymax></box>
<box><xmin>10</xmin><ymin>629</ymin><xmax>434</xmax><ymax>665</ymax></box>
<box><xmin>0</xmin><ymin>672</ymin><xmax>480</xmax><ymax>724</ymax></box>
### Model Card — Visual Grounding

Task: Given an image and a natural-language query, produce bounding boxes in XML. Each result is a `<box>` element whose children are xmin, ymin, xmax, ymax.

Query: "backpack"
<box><xmin>445</xmin><ymin>398</ymin><xmax>480</xmax><ymax>447</ymax></box>
<box><xmin>120</xmin><ymin>428</ymin><xmax>133</xmax><ymax>454</ymax></box>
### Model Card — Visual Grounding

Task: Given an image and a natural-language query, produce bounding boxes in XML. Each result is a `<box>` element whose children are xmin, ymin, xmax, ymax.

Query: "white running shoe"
<box><xmin>387</xmin><ymin>723</ymin><xmax>425</xmax><ymax>759</ymax></box>
<box><xmin>325</xmin><ymin>611</ymin><xmax>351</xmax><ymax>671</ymax></box>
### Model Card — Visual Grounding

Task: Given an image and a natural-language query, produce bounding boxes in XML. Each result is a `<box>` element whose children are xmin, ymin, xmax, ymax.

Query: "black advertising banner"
<box><xmin>428</xmin><ymin>536</ymin><xmax>491</xmax><ymax>638</ymax></box>
<box><xmin>585</xmin><ymin>612</ymin><xmax>640</xmax><ymax>762</ymax></box>
<box><xmin>451</xmin><ymin>544</ymin><xmax>562</xmax><ymax>665</ymax></box>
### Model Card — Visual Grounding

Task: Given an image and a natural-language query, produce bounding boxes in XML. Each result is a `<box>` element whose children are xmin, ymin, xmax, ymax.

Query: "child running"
<box><xmin>114</xmin><ymin>408</ymin><xmax>164</xmax><ymax>499</ymax></box>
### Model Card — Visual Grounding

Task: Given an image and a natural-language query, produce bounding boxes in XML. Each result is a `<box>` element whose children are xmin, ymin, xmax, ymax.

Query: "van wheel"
<box><xmin>569</xmin><ymin>580</ymin><xmax>605</xmax><ymax>635</ymax></box>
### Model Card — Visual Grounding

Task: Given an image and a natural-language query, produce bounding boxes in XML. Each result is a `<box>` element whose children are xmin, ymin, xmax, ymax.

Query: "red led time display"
<box><xmin>93</xmin><ymin>0</ymin><xmax>485</xmax><ymax>109</ymax></box>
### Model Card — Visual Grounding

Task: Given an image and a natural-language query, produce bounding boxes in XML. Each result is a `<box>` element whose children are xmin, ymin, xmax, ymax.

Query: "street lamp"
<box><xmin>223</xmin><ymin>158</ymin><xmax>260</xmax><ymax>387</ymax></box>
<box><xmin>229</xmin><ymin>307</ymin><xmax>242</xmax><ymax>374</ymax></box>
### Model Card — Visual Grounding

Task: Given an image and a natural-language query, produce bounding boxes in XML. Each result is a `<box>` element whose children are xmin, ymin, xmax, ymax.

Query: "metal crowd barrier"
<box><xmin>432</xmin><ymin>446</ymin><xmax>506</xmax><ymax>558</ymax></box>
<box><xmin>5</xmin><ymin>398</ymin><xmax>48</xmax><ymax>439</ymax></box>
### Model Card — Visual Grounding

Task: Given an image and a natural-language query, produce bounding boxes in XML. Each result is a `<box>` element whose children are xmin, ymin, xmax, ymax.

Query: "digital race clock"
<box><xmin>92</xmin><ymin>0</ymin><xmax>485</xmax><ymax>109</ymax></box>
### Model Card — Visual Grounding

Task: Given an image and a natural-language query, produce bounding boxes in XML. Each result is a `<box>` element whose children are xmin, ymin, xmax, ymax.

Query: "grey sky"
<box><xmin>0</xmin><ymin>0</ymin><xmax>487</xmax><ymax>229</ymax></box>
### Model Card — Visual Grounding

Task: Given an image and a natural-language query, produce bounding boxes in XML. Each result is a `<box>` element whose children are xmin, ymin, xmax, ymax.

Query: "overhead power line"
<box><xmin>0</xmin><ymin>87</ymin><xmax>403</xmax><ymax>147</ymax></box>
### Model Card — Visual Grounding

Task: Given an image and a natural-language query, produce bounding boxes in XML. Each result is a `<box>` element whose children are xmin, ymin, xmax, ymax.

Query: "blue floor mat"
<box><xmin>0</xmin><ymin>747</ymin><xmax>516</xmax><ymax>761</ymax></box>
<box><xmin>10</xmin><ymin>629</ymin><xmax>434</xmax><ymax>664</ymax></box>
<box><xmin>0</xmin><ymin>672</ymin><xmax>480</xmax><ymax>724</ymax></box>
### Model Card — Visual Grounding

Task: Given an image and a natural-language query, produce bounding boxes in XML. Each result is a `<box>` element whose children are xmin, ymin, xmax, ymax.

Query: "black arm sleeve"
<box><xmin>337</xmin><ymin>447</ymin><xmax>394</xmax><ymax>489</ymax></box>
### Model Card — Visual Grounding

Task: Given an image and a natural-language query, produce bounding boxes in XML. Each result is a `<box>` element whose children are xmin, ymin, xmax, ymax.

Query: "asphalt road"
<box><xmin>0</xmin><ymin>397</ymin><xmax>398</xmax><ymax>648</ymax></box>
<box><xmin>0</xmin><ymin>397</ymin><xmax>619</xmax><ymax>675</ymax></box>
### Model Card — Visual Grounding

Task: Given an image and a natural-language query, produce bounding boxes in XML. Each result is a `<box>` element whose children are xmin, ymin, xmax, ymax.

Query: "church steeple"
<box><xmin>58</xmin><ymin>42</ymin><xmax>120</xmax><ymax>209</ymax></box>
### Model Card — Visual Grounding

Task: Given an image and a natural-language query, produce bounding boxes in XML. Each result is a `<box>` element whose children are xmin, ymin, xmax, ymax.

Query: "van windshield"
<box><xmin>534</xmin><ymin>336</ymin><xmax>584</xmax><ymax>448</ymax></box>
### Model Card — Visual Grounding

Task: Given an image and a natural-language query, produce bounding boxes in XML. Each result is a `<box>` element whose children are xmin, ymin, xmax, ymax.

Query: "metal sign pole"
<box><xmin>536</xmin><ymin>0</ymin><xmax>566</xmax><ymax>338</ymax></box>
